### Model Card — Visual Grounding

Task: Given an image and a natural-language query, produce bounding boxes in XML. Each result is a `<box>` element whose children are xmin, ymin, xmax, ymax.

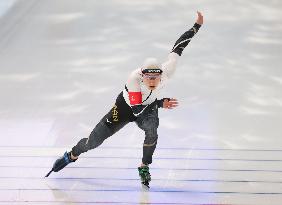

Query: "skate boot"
<box><xmin>138</xmin><ymin>165</ymin><xmax>151</xmax><ymax>188</ymax></box>
<box><xmin>45</xmin><ymin>151</ymin><xmax>77</xmax><ymax>177</ymax></box>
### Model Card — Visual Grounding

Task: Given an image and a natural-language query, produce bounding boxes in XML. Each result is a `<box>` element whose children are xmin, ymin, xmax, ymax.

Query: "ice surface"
<box><xmin>0</xmin><ymin>0</ymin><xmax>282</xmax><ymax>204</ymax></box>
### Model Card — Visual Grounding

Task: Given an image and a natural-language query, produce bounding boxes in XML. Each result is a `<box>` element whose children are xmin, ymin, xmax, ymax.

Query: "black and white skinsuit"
<box><xmin>71</xmin><ymin>23</ymin><xmax>201</xmax><ymax>165</ymax></box>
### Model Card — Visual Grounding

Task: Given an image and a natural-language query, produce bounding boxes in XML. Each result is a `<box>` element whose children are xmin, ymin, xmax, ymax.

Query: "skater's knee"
<box><xmin>87</xmin><ymin>121</ymin><xmax>113</xmax><ymax>149</ymax></box>
<box><xmin>145</xmin><ymin>127</ymin><xmax>158</xmax><ymax>137</ymax></box>
<box><xmin>71</xmin><ymin>138</ymin><xmax>89</xmax><ymax>157</ymax></box>
<box><xmin>144</xmin><ymin>127</ymin><xmax>158</xmax><ymax>142</ymax></box>
<box><xmin>143</xmin><ymin>133</ymin><xmax>158</xmax><ymax>147</ymax></box>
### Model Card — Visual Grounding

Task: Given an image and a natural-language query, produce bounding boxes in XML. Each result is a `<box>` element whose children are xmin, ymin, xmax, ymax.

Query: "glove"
<box><xmin>157</xmin><ymin>98</ymin><xmax>171</xmax><ymax>108</ymax></box>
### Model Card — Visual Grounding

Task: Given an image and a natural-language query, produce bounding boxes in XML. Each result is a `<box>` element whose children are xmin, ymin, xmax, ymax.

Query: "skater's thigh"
<box><xmin>100</xmin><ymin>105</ymin><xmax>130</xmax><ymax>134</ymax></box>
<box><xmin>89</xmin><ymin>91</ymin><xmax>135</xmax><ymax>139</ymax></box>
<box><xmin>86</xmin><ymin>106</ymin><xmax>130</xmax><ymax>148</ymax></box>
<box><xmin>135</xmin><ymin>102</ymin><xmax>159</xmax><ymax>131</ymax></box>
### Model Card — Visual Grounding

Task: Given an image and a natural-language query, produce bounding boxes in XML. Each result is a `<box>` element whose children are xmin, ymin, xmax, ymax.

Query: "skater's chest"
<box><xmin>139</xmin><ymin>82</ymin><xmax>163</xmax><ymax>105</ymax></box>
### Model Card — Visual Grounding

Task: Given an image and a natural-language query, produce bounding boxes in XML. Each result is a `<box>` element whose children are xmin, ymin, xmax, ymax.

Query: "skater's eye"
<box><xmin>143</xmin><ymin>74</ymin><xmax>161</xmax><ymax>80</ymax></box>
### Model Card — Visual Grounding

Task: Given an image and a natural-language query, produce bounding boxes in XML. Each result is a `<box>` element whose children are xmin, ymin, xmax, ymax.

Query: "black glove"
<box><xmin>157</xmin><ymin>98</ymin><xmax>171</xmax><ymax>108</ymax></box>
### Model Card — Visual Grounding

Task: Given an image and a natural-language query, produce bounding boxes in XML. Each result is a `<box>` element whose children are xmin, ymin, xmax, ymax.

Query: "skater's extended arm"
<box><xmin>162</xmin><ymin>11</ymin><xmax>203</xmax><ymax>79</ymax></box>
<box><xmin>171</xmin><ymin>11</ymin><xmax>203</xmax><ymax>56</ymax></box>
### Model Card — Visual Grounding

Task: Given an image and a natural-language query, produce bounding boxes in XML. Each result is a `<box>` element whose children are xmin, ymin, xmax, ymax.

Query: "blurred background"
<box><xmin>0</xmin><ymin>0</ymin><xmax>282</xmax><ymax>204</ymax></box>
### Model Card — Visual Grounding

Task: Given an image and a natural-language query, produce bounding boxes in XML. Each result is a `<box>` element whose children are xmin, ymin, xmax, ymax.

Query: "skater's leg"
<box><xmin>46</xmin><ymin>92</ymin><xmax>135</xmax><ymax>177</ymax></box>
<box><xmin>71</xmin><ymin>106</ymin><xmax>130</xmax><ymax>157</ymax></box>
<box><xmin>142</xmin><ymin>126</ymin><xmax>158</xmax><ymax>165</ymax></box>
<box><xmin>46</xmin><ymin>104</ymin><xmax>130</xmax><ymax>177</ymax></box>
<box><xmin>71</xmin><ymin>119</ymin><xmax>113</xmax><ymax>157</ymax></box>
<box><xmin>135</xmin><ymin>102</ymin><xmax>159</xmax><ymax>187</ymax></box>
<box><xmin>71</xmin><ymin>92</ymin><xmax>135</xmax><ymax>157</ymax></box>
<box><xmin>135</xmin><ymin>102</ymin><xmax>159</xmax><ymax>165</ymax></box>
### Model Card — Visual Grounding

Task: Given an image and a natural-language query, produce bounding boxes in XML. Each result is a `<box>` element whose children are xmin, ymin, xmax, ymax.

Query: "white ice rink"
<box><xmin>0</xmin><ymin>0</ymin><xmax>282</xmax><ymax>204</ymax></box>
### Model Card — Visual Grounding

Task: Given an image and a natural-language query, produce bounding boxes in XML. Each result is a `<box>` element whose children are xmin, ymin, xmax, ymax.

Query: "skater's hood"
<box><xmin>142</xmin><ymin>58</ymin><xmax>161</xmax><ymax>70</ymax></box>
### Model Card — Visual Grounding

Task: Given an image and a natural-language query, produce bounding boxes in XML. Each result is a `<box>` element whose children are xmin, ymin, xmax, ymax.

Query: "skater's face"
<box><xmin>142</xmin><ymin>74</ymin><xmax>161</xmax><ymax>90</ymax></box>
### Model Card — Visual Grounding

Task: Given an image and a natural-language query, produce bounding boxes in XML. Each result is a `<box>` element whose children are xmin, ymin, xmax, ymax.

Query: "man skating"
<box><xmin>46</xmin><ymin>11</ymin><xmax>204</xmax><ymax>188</ymax></box>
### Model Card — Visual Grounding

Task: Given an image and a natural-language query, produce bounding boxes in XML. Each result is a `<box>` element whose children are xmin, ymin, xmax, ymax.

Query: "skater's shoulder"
<box><xmin>128</xmin><ymin>68</ymin><xmax>143</xmax><ymax>79</ymax></box>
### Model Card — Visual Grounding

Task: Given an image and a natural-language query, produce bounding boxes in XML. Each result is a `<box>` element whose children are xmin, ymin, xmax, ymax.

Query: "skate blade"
<box><xmin>45</xmin><ymin>169</ymin><xmax>53</xmax><ymax>177</ymax></box>
<box><xmin>141</xmin><ymin>181</ymin><xmax>150</xmax><ymax>189</ymax></box>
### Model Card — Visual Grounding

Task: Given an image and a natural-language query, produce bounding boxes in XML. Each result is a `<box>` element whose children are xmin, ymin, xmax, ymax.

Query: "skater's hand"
<box><xmin>196</xmin><ymin>11</ymin><xmax>203</xmax><ymax>25</ymax></box>
<box><xmin>163</xmin><ymin>98</ymin><xmax>179</xmax><ymax>109</ymax></box>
